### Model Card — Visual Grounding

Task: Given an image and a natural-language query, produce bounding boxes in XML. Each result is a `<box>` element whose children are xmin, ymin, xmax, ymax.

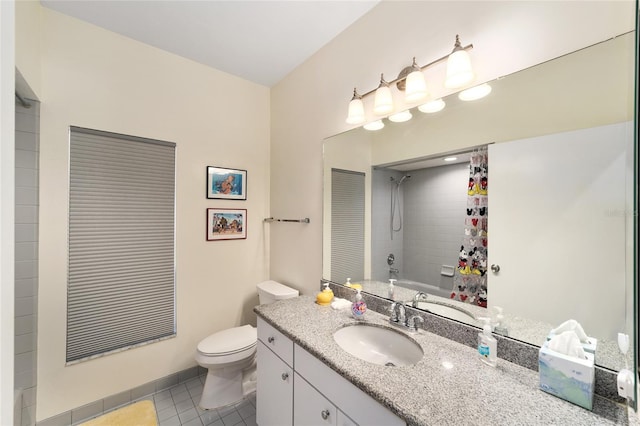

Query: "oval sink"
<box><xmin>414</xmin><ymin>301</ymin><xmax>476</xmax><ymax>323</ymax></box>
<box><xmin>333</xmin><ymin>324</ymin><xmax>423</xmax><ymax>366</ymax></box>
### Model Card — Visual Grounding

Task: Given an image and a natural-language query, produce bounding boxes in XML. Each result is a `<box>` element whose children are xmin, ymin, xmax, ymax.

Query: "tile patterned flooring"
<box><xmin>134</xmin><ymin>374</ymin><xmax>256</xmax><ymax>426</ymax></box>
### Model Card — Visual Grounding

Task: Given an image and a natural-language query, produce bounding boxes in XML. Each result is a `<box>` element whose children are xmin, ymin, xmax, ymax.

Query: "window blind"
<box><xmin>67</xmin><ymin>127</ymin><xmax>176</xmax><ymax>363</ymax></box>
<box><xmin>331</xmin><ymin>169</ymin><xmax>365</xmax><ymax>283</ymax></box>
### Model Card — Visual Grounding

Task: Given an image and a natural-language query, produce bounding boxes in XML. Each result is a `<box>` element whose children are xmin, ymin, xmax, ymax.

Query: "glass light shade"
<box><xmin>404</xmin><ymin>70</ymin><xmax>428</xmax><ymax>103</ymax></box>
<box><xmin>418</xmin><ymin>98</ymin><xmax>446</xmax><ymax>114</ymax></box>
<box><xmin>445</xmin><ymin>49</ymin><xmax>475</xmax><ymax>89</ymax></box>
<box><xmin>346</xmin><ymin>97</ymin><xmax>365</xmax><ymax>124</ymax></box>
<box><xmin>389</xmin><ymin>110</ymin><xmax>412</xmax><ymax>123</ymax></box>
<box><xmin>373</xmin><ymin>85</ymin><xmax>394</xmax><ymax>115</ymax></box>
<box><xmin>444</xmin><ymin>156</ymin><xmax>458</xmax><ymax>162</ymax></box>
<box><xmin>363</xmin><ymin>120</ymin><xmax>385</xmax><ymax>131</ymax></box>
<box><xmin>458</xmin><ymin>83</ymin><xmax>492</xmax><ymax>101</ymax></box>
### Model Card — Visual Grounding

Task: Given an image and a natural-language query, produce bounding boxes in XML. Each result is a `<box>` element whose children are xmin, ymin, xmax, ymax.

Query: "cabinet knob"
<box><xmin>268</xmin><ymin>336</ymin><xmax>275</xmax><ymax>343</ymax></box>
<box><xmin>321</xmin><ymin>409</ymin><xmax>330</xmax><ymax>420</ymax></box>
<box><xmin>491</xmin><ymin>264</ymin><xmax>500</xmax><ymax>273</ymax></box>
<box><xmin>281</xmin><ymin>372</ymin><xmax>289</xmax><ymax>381</ymax></box>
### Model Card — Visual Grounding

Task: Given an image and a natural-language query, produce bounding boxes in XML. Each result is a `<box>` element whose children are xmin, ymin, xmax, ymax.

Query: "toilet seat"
<box><xmin>197</xmin><ymin>325</ymin><xmax>257</xmax><ymax>357</ymax></box>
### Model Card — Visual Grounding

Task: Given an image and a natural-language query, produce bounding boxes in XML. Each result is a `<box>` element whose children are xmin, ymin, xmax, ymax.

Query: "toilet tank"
<box><xmin>257</xmin><ymin>280</ymin><xmax>299</xmax><ymax>305</ymax></box>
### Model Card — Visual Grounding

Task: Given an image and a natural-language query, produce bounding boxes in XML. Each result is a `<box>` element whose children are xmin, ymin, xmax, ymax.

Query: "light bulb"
<box><xmin>418</xmin><ymin>99</ymin><xmax>445</xmax><ymax>113</ymax></box>
<box><xmin>373</xmin><ymin>74</ymin><xmax>394</xmax><ymax>115</ymax></box>
<box><xmin>458</xmin><ymin>83</ymin><xmax>492</xmax><ymax>101</ymax></box>
<box><xmin>363</xmin><ymin>120</ymin><xmax>384</xmax><ymax>131</ymax></box>
<box><xmin>389</xmin><ymin>110</ymin><xmax>412</xmax><ymax>123</ymax></box>
<box><xmin>345</xmin><ymin>88</ymin><xmax>365</xmax><ymax>124</ymax></box>
<box><xmin>445</xmin><ymin>35</ymin><xmax>475</xmax><ymax>89</ymax></box>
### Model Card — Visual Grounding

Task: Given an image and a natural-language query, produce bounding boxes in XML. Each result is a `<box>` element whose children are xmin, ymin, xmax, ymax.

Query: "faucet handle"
<box><xmin>389</xmin><ymin>302</ymin><xmax>399</xmax><ymax>322</ymax></box>
<box><xmin>407</xmin><ymin>315</ymin><xmax>424</xmax><ymax>332</ymax></box>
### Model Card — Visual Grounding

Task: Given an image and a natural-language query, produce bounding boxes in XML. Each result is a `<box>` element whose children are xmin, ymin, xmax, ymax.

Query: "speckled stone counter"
<box><xmin>255</xmin><ymin>296</ymin><xmax>629</xmax><ymax>426</ymax></box>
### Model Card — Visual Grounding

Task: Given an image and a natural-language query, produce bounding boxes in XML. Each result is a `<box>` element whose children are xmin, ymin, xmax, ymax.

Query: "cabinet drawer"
<box><xmin>257</xmin><ymin>316</ymin><xmax>294</xmax><ymax>367</ymax></box>
<box><xmin>295</xmin><ymin>345</ymin><xmax>405</xmax><ymax>426</ymax></box>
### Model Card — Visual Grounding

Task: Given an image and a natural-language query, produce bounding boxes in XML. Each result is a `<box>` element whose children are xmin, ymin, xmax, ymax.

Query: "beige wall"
<box><xmin>36</xmin><ymin>8</ymin><xmax>270</xmax><ymax>420</ymax></box>
<box><xmin>270</xmin><ymin>1</ymin><xmax>635</xmax><ymax>296</ymax></box>
<box><xmin>15</xmin><ymin>0</ymin><xmax>41</xmax><ymax>99</ymax></box>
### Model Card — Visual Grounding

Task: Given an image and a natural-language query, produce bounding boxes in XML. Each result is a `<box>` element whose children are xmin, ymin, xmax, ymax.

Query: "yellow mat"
<box><xmin>80</xmin><ymin>400</ymin><xmax>157</xmax><ymax>426</ymax></box>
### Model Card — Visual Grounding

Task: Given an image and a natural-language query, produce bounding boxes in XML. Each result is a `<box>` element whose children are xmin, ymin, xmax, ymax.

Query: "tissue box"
<box><xmin>546</xmin><ymin>333</ymin><xmax>598</xmax><ymax>355</ymax></box>
<box><xmin>539</xmin><ymin>341</ymin><xmax>595</xmax><ymax>410</ymax></box>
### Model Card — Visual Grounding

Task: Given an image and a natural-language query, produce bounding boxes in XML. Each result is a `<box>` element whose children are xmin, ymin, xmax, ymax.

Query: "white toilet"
<box><xmin>195</xmin><ymin>280</ymin><xmax>299</xmax><ymax>410</ymax></box>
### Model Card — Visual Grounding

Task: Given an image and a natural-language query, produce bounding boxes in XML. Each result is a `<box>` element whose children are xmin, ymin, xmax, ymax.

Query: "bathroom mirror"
<box><xmin>322</xmin><ymin>32</ymin><xmax>636</xmax><ymax>373</ymax></box>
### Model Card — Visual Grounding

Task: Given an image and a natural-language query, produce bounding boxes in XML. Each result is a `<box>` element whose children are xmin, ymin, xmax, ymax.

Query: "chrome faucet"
<box><xmin>389</xmin><ymin>267</ymin><xmax>399</xmax><ymax>274</ymax></box>
<box><xmin>407</xmin><ymin>316</ymin><xmax>424</xmax><ymax>332</ymax></box>
<box><xmin>389</xmin><ymin>302</ymin><xmax>406</xmax><ymax>325</ymax></box>
<box><xmin>412</xmin><ymin>292</ymin><xmax>429</xmax><ymax>308</ymax></box>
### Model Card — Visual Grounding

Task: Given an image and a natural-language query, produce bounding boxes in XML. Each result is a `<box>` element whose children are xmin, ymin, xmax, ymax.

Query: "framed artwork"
<box><xmin>207</xmin><ymin>208</ymin><xmax>247</xmax><ymax>241</ymax></box>
<box><xmin>207</xmin><ymin>166</ymin><xmax>247</xmax><ymax>200</ymax></box>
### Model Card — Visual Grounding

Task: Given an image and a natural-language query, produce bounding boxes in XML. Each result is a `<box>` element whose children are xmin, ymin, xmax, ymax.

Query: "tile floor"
<box><xmin>128</xmin><ymin>374</ymin><xmax>256</xmax><ymax>426</ymax></box>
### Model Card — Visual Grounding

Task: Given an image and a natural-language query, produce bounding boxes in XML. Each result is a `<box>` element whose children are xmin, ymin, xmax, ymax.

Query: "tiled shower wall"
<box><xmin>402</xmin><ymin>163</ymin><xmax>468</xmax><ymax>290</ymax></box>
<box><xmin>15</xmin><ymin>99</ymin><xmax>40</xmax><ymax>426</ymax></box>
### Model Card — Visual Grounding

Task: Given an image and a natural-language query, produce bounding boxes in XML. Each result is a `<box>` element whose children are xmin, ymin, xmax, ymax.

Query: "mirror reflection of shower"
<box><xmin>390</xmin><ymin>174</ymin><xmax>411</xmax><ymax>239</ymax></box>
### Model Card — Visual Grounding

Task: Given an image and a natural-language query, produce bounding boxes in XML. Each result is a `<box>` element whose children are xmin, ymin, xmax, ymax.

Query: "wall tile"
<box><xmin>15</xmin><ymin>279</ymin><xmax>37</xmax><ymax>299</ymax></box>
<box><xmin>15</xmin><ymin>297</ymin><xmax>35</xmax><ymax>317</ymax></box>
<box><xmin>15</xmin><ymin>261</ymin><xmax>38</xmax><ymax>280</ymax></box>
<box><xmin>14</xmin><ymin>315</ymin><xmax>34</xmax><ymax>336</ymax></box>
<box><xmin>21</xmin><ymin>405</ymin><xmax>36</xmax><ymax>426</ymax></box>
<box><xmin>71</xmin><ymin>400</ymin><xmax>104</xmax><ymax>424</ymax></box>
<box><xmin>15</xmin><ymin>131</ymin><xmax>38</xmax><ymax>152</ymax></box>
<box><xmin>15</xmin><ymin>206</ymin><xmax>38</xmax><ymax>225</ymax></box>
<box><xmin>15</xmin><ymin>113</ymin><xmax>39</xmax><ymax>134</ymax></box>
<box><xmin>15</xmin><ymin>168</ymin><xmax>38</xmax><ymax>188</ymax></box>
<box><xmin>15</xmin><ymin>150</ymin><xmax>38</xmax><ymax>170</ymax></box>
<box><xmin>14</xmin><ymin>369</ymin><xmax>36</xmax><ymax>389</ymax></box>
<box><xmin>36</xmin><ymin>411</ymin><xmax>70</xmax><ymax>426</ymax></box>
<box><xmin>154</xmin><ymin>374</ymin><xmax>179</xmax><ymax>392</ymax></box>
<box><xmin>15</xmin><ymin>333</ymin><xmax>36</xmax><ymax>354</ymax></box>
<box><xmin>15</xmin><ymin>242</ymin><xmax>38</xmax><ymax>261</ymax></box>
<box><xmin>131</xmin><ymin>382</ymin><xmax>156</xmax><ymax>400</ymax></box>
<box><xmin>15</xmin><ymin>188</ymin><xmax>38</xmax><ymax>208</ymax></box>
<box><xmin>14</xmin><ymin>351</ymin><xmax>36</xmax><ymax>374</ymax></box>
<box><xmin>22</xmin><ymin>387</ymin><xmax>36</xmax><ymax>408</ymax></box>
<box><xmin>103</xmin><ymin>390</ymin><xmax>131</xmax><ymax>412</ymax></box>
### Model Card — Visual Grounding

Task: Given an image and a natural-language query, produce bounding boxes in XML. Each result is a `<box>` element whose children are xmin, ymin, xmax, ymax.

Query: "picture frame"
<box><xmin>207</xmin><ymin>208</ymin><xmax>247</xmax><ymax>241</ymax></box>
<box><xmin>207</xmin><ymin>166</ymin><xmax>247</xmax><ymax>200</ymax></box>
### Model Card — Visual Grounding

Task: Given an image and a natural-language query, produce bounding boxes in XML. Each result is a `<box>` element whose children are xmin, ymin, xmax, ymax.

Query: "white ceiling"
<box><xmin>40</xmin><ymin>0</ymin><xmax>379</xmax><ymax>87</ymax></box>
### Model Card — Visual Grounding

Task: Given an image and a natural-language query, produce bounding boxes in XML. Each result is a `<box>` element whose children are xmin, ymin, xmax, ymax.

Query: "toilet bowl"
<box><xmin>196</xmin><ymin>280</ymin><xmax>298</xmax><ymax>410</ymax></box>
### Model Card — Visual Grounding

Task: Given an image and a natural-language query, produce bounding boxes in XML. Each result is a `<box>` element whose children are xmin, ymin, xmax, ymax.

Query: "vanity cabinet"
<box><xmin>257</xmin><ymin>318</ymin><xmax>294</xmax><ymax>426</ymax></box>
<box><xmin>256</xmin><ymin>317</ymin><xmax>405</xmax><ymax>426</ymax></box>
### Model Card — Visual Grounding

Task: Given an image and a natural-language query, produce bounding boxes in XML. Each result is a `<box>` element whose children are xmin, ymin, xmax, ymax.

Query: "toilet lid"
<box><xmin>197</xmin><ymin>325</ymin><xmax>257</xmax><ymax>356</ymax></box>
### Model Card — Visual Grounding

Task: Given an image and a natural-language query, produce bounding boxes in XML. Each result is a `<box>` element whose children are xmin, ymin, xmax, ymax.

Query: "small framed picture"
<box><xmin>207</xmin><ymin>208</ymin><xmax>247</xmax><ymax>241</ymax></box>
<box><xmin>207</xmin><ymin>166</ymin><xmax>247</xmax><ymax>200</ymax></box>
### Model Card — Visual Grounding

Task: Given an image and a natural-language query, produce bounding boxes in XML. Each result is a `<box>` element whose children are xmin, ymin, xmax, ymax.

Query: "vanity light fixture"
<box><xmin>418</xmin><ymin>98</ymin><xmax>446</xmax><ymax>113</ymax></box>
<box><xmin>389</xmin><ymin>110</ymin><xmax>413</xmax><ymax>123</ymax></box>
<box><xmin>345</xmin><ymin>35</ymin><xmax>475</xmax><ymax>127</ymax></box>
<box><xmin>443</xmin><ymin>156</ymin><xmax>458</xmax><ymax>162</ymax></box>
<box><xmin>458</xmin><ymin>83</ymin><xmax>492</xmax><ymax>101</ymax></box>
<box><xmin>346</xmin><ymin>88</ymin><xmax>366</xmax><ymax>125</ymax></box>
<box><xmin>363</xmin><ymin>120</ymin><xmax>385</xmax><ymax>131</ymax></box>
<box><xmin>373</xmin><ymin>74</ymin><xmax>394</xmax><ymax>115</ymax></box>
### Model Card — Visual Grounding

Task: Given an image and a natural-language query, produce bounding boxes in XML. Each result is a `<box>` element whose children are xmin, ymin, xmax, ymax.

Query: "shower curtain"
<box><xmin>452</xmin><ymin>147</ymin><xmax>488</xmax><ymax>307</ymax></box>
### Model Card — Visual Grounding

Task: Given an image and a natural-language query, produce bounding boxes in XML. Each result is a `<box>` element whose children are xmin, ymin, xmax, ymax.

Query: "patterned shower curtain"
<box><xmin>451</xmin><ymin>147</ymin><xmax>488</xmax><ymax>307</ymax></box>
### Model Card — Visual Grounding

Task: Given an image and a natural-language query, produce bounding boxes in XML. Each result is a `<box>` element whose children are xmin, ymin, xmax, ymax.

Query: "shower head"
<box><xmin>399</xmin><ymin>175</ymin><xmax>411</xmax><ymax>184</ymax></box>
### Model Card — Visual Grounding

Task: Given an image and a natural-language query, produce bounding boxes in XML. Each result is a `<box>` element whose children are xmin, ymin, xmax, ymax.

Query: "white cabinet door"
<box><xmin>294</xmin><ymin>373</ymin><xmax>337</xmax><ymax>426</ymax></box>
<box><xmin>337</xmin><ymin>410</ymin><xmax>358</xmax><ymax>426</ymax></box>
<box><xmin>256</xmin><ymin>341</ymin><xmax>293</xmax><ymax>426</ymax></box>
<box><xmin>488</xmin><ymin>122</ymin><xmax>629</xmax><ymax>339</ymax></box>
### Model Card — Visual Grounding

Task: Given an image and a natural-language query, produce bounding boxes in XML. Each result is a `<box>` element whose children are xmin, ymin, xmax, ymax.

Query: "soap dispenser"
<box><xmin>492</xmin><ymin>306</ymin><xmax>509</xmax><ymax>336</ymax></box>
<box><xmin>478</xmin><ymin>318</ymin><xmax>497</xmax><ymax>367</ymax></box>
<box><xmin>316</xmin><ymin>282</ymin><xmax>334</xmax><ymax>306</ymax></box>
<box><xmin>388</xmin><ymin>279</ymin><xmax>396</xmax><ymax>300</ymax></box>
<box><xmin>351</xmin><ymin>289</ymin><xmax>367</xmax><ymax>319</ymax></box>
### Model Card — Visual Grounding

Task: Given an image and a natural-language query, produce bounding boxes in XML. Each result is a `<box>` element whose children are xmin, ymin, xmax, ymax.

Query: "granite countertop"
<box><xmin>255</xmin><ymin>296</ymin><xmax>628</xmax><ymax>426</ymax></box>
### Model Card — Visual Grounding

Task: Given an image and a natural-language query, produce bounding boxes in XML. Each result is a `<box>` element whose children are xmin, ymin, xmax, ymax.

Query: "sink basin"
<box><xmin>333</xmin><ymin>324</ymin><xmax>423</xmax><ymax>366</ymax></box>
<box><xmin>414</xmin><ymin>301</ymin><xmax>476</xmax><ymax>323</ymax></box>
